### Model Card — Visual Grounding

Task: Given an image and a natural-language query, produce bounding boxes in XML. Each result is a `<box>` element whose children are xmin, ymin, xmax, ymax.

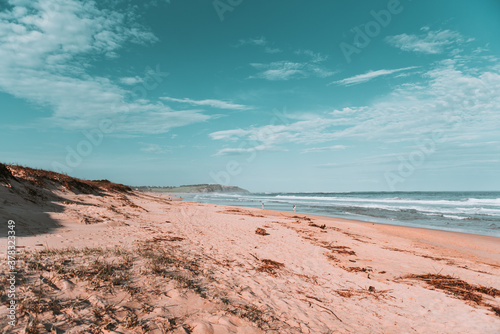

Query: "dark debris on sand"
<box><xmin>406</xmin><ymin>274</ymin><xmax>500</xmax><ymax>316</ymax></box>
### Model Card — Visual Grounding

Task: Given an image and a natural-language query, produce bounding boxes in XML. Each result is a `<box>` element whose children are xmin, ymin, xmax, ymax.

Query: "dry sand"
<box><xmin>0</xmin><ymin>166</ymin><xmax>499</xmax><ymax>333</ymax></box>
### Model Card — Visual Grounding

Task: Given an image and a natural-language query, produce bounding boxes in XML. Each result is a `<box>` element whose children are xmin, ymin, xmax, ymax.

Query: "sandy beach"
<box><xmin>1</xmin><ymin>165</ymin><xmax>499</xmax><ymax>333</ymax></box>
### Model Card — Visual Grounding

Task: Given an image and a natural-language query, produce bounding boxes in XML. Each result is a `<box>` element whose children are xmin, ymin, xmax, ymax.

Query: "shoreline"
<box><xmin>165</xmin><ymin>190</ymin><xmax>500</xmax><ymax>239</ymax></box>
<box><xmin>177</xmin><ymin>195</ymin><xmax>500</xmax><ymax>239</ymax></box>
<box><xmin>177</xmin><ymin>200</ymin><xmax>500</xmax><ymax>267</ymax></box>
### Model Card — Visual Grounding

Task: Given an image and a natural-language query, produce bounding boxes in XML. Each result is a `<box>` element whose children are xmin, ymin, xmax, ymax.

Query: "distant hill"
<box><xmin>135</xmin><ymin>184</ymin><xmax>250</xmax><ymax>194</ymax></box>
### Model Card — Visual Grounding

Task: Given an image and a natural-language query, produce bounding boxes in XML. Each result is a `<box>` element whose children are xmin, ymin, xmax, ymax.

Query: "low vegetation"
<box><xmin>5</xmin><ymin>164</ymin><xmax>131</xmax><ymax>194</ymax></box>
<box><xmin>406</xmin><ymin>274</ymin><xmax>500</xmax><ymax>316</ymax></box>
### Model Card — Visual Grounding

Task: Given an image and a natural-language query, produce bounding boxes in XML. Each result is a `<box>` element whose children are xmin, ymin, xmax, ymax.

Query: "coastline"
<box><xmin>243</xmin><ymin>205</ymin><xmax>500</xmax><ymax>260</ymax></box>
<box><xmin>178</xmin><ymin>199</ymin><xmax>500</xmax><ymax>267</ymax></box>
<box><xmin>1</xmin><ymin>188</ymin><xmax>499</xmax><ymax>333</ymax></box>
<box><xmin>179</xmin><ymin>191</ymin><xmax>500</xmax><ymax>238</ymax></box>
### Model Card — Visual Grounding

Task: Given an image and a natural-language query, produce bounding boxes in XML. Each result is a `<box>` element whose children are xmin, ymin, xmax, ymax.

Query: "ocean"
<box><xmin>181</xmin><ymin>191</ymin><xmax>500</xmax><ymax>237</ymax></box>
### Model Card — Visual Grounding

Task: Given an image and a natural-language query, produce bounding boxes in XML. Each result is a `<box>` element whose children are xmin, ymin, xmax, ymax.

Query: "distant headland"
<box><xmin>135</xmin><ymin>184</ymin><xmax>250</xmax><ymax>194</ymax></box>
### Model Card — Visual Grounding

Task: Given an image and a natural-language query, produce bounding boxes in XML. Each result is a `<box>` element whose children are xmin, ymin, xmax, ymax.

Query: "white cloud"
<box><xmin>245</xmin><ymin>44</ymin><xmax>332</xmax><ymax>80</ymax></box>
<box><xmin>213</xmin><ymin>144</ymin><xmax>272</xmax><ymax>157</ymax></box>
<box><xmin>212</xmin><ymin>58</ymin><xmax>500</xmax><ymax>155</ymax></box>
<box><xmin>140</xmin><ymin>143</ymin><xmax>170</xmax><ymax>154</ymax></box>
<box><xmin>385</xmin><ymin>29</ymin><xmax>470</xmax><ymax>54</ymax></box>
<box><xmin>250</xmin><ymin>61</ymin><xmax>335</xmax><ymax>81</ymax></box>
<box><xmin>294</xmin><ymin>49</ymin><xmax>328</xmax><ymax>63</ymax></box>
<box><xmin>331</xmin><ymin>67</ymin><xmax>418</xmax><ymax>86</ymax></box>
<box><xmin>250</xmin><ymin>62</ymin><xmax>304</xmax><ymax>80</ymax></box>
<box><xmin>0</xmin><ymin>0</ymin><xmax>209</xmax><ymax>133</ymax></box>
<box><xmin>160</xmin><ymin>97</ymin><xmax>250</xmax><ymax>110</ymax></box>
<box><xmin>237</xmin><ymin>37</ymin><xmax>267</xmax><ymax>47</ymax></box>
<box><xmin>116</xmin><ymin>108</ymin><xmax>210</xmax><ymax>134</ymax></box>
<box><xmin>237</xmin><ymin>36</ymin><xmax>282</xmax><ymax>53</ymax></box>
<box><xmin>316</xmin><ymin>163</ymin><xmax>341</xmax><ymax>168</ymax></box>
<box><xmin>264</xmin><ymin>47</ymin><xmax>282</xmax><ymax>54</ymax></box>
<box><xmin>210</xmin><ymin>117</ymin><xmax>343</xmax><ymax>154</ymax></box>
<box><xmin>120</xmin><ymin>76</ymin><xmax>143</xmax><ymax>85</ymax></box>
<box><xmin>331</xmin><ymin>107</ymin><xmax>365</xmax><ymax>115</ymax></box>
<box><xmin>301</xmin><ymin>145</ymin><xmax>347</xmax><ymax>154</ymax></box>
<box><xmin>209</xmin><ymin>128</ymin><xmax>250</xmax><ymax>141</ymax></box>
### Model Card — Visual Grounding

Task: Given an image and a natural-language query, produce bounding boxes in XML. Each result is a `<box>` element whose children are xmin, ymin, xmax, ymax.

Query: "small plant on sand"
<box><xmin>406</xmin><ymin>274</ymin><xmax>500</xmax><ymax>304</ymax></box>
<box><xmin>309</xmin><ymin>222</ymin><xmax>326</xmax><ymax>229</ymax></box>
<box><xmin>404</xmin><ymin>273</ymin><xmax>500</xmax><ymax>317</ymax></box>
<box><xmin>255</xmin><ymin>228</ymin><xmax>267</xmax><ymax>235</ymax></box>
<box><xmin>256</xmin><ymin>259</ymin><xmax>285</xmax><ymax>276</ymax></box>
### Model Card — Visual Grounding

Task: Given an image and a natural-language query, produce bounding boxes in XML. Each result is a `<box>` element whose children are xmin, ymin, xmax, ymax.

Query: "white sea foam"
<box><xmin>274</xmin><ymin>195</ymin><xmax>500</xmax><ymax>207</ymax></box>
<box><xmin>187</xmin><ymin>192</ymin><xmax>500</xmax><ymax>236</ymax></box>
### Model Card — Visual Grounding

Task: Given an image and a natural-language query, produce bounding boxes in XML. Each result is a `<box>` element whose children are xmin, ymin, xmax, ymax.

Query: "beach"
<box><xmin>2</xmin><ymin>0</ymin><xmax>500</xmax><ymax>332</ymax></box>
<box><xmin>1</xmin><ymin>167</ymin><xmax>499</xmax><ymax>333</ymax></box>
<box><xmin>181</xmin><ymin>192</ymin><xmax>500</xmax><ymax>238</ymax></box>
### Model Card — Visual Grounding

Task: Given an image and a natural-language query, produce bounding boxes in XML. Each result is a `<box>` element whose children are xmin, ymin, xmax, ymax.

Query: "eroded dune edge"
<box><xmin>0</xmin><ymin>164</ymin><xmax>499</xmax><ymax>333</ymax></box>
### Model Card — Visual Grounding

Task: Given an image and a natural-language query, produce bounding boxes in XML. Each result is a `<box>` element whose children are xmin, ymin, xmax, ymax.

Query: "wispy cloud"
<box><xmin>385</xmin><ymin>28</ymin><xmax>471</xmax><ymax>54</ymax></box>
<box><xmin>119</xmin><ymin>76</ymin><xmax>143</xmax><ymax>85</ymax></box>
<box><xmin>250</xmin><ymin>61</ymin><xmax>335</xmax><ymax>81</ymax></box>
<box><xmin>331</xmin><ymin>66</ymin><xmax>418</xmax><ymax>86</ymax></box>
<box><xmin>237</xmin><ymin>37</ymin><xmax>267</xmax><ymax>46</ymax></box>
<box><xmin>213</xmin><ymin>144</ymin><xmax>275</xmax><ymax>156</ymax></box>
<box><xmin>0</xmin><ymin>0</ymin><xmax>210</xmax><ymax>134</ymax></box>
<box><xmin>236</xmin><ymin>36</ymin><xmax>282</xmax><ymax>54</ymax></box>
<box><xmin>140</xmin><ymin>143</ymin><xmax>171</xmax><ymax>154</ymax></box>
<box><xmin>294</xmin><ymin>49</ymin><xmax>328</xmax><ymax>63</ymax></box>
<box><xmin>263</xmin><ymin>47</ymin><xmax>282</xmax><ymax>54</ymax></box>
<box><xmin>213</xmin><ymin>57</ymin><xmax>500</xmax><ymax>156</ymax></box>
<box><xmin>160</xmin><ymin>97</ymin><xmax>250</xmax><ymax>110</ymax></box>
<box><xmin>210</xmin><ymin>117</ymin><xmax>343</xmax><ymax>154</ymax></box>
<box><xmin>244</xmin><ymin>42</ymin><xmax>334</xmax><ymax>80</ymax></box>
<box><xmin>301</xmin><ymin>145</ymin><xmax>347</xmax><ymax>153</ymax></box>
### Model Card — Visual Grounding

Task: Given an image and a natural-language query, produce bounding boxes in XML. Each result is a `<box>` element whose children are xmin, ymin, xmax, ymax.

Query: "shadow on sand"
<box><xmin>0</xmin><ymin>163</ymin><xmax>131</xmax><ymax>238</ymax></box>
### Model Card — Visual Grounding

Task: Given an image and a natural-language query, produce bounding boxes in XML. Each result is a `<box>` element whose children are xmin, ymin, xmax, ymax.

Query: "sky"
<box><xmin>1</xmin><ymin>0</ymin><xmax>499</xmax><ymax>192</ymax></box>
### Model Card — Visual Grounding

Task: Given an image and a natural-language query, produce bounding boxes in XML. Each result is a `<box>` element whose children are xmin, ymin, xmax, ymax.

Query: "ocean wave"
<box><xmin>187</xmin><ymin>193</ymin><xmax>500</xmax><ymax>237</ymax></box>
<box><xmin>274</xmin><ymin>195</ymin><xmax>500</xmax><ymax>207</ymax></box>
<box><xmin>280</xmin><ymin>200</ymin><xmax>500</xmax><ymax>217</ymax></box>
<box><xmin>442</xmin><ymin>214</ymin><xmax>474</xmax><ymax>220</ymax></box>
<box><xmin>195</xmin><ymin>193</ymin><xmax>500</xmax><ymax>218</ymax></box>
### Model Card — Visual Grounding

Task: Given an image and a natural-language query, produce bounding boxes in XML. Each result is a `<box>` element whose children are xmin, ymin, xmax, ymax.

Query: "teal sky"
<box><xmin>1</xmin><ymin>0</ymin><xmax>499</xmax><ymax>192</ymax></box>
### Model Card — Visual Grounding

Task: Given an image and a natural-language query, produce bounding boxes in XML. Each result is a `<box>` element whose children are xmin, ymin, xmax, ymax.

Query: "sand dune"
<box><xmin>0</xmin><ymin>164</ymin><xmax>499</xmax><ymax>333</ymax></box>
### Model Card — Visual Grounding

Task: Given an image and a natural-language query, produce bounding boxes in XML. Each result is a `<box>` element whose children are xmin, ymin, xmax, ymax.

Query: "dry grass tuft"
<box><xmin>149</xmin><ymin>235</ymin><xmax>185</xmax><ymax>242</ymax></box>
<box><xmin>406</xmin><ymin>274</ymin><xmax>500</xmax><ymax>307</ymax></box>
<box><xmin>256</xmin><ymin>259</ymin><xmax>285</xmax><ymax>276</ymax></box>
<box><xmin>0</xmin><ymin>163</ymin><xmax>15</xmax><ymax>184</ymax></box>
<box><xmin>255</xmin><ymin>228</ymin><xmax>267</xmax><ymax>236</ymax></box>
<box><xmin>221</xmin><ymin>209</ymin><xmax>265</xmax><ymax>218</ymax></box>
<box><xmin>5</xmin><ymin>242</ymin><xmax>291</xmax><ymax>332</ymax></box>
<box><xmin>325</xmin><ymin>253</ymin><xmax>340</xmax><ymax>263</ymax></box>
<box><xmin>227</xmin><ymin>304</ymin><xmax>280</xmax><ymax>330</ymax></box>
<box><xmin>309</xmin><ymin>222</ymin><xmax>326</xmax><ymax>229</ymax></box>
<box><xmin>492</xmin><ymin>306</ymin><xmax>500</xmax><ymax>317</ymax></box>
<box><xmin>320</xmin><ymin>242</ymin><xmax>356</xmax><ymax>256</ymax></box>
<box><xmin>6</xmin><ymin>164</ymin><xmax>131</xmax><ymax>194</ymax></box>
<box><xmin>342</xmin><ymin>266</ymin><xmax>372</xmax><ymax>273</ymax></box>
